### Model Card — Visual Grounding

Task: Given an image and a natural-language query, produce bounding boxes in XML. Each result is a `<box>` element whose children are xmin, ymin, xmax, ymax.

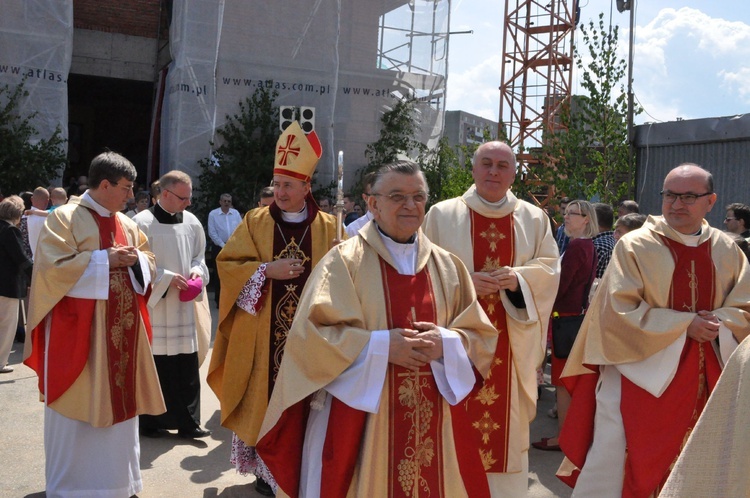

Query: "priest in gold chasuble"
<box><xmin>23</xmin><ymin>152</ymin><xmax>164</xmax><ymax>498</ymax></box>
<box><xmin>256</xmin><ymin>161</ymin><xmax>497</xmax><ymax>498</ymax></box>
<box><xmin>423</xmin><ymin>141</ymin><xmax>560</xmax><ymax>496</ymax></box>
<box><xmin>207</xmin><ymin>122</ymin><xmax>339</xmax><ymax>493</ymax></box>
<box><xmin>558</xmin><ymin>164</ymin><xmax>750</xmax><ymax>498</ymax></box>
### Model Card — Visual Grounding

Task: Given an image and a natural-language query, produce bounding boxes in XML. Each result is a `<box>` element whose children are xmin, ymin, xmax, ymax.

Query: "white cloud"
<box><xmin>720</xmin><ymin>67</ymin><xmax>750</xmax><ymax>104</ymax></box>
<box><xmin>446</xmin><ymin>53</ymin><xmax>502</xmax><ymax>120</ymax></box>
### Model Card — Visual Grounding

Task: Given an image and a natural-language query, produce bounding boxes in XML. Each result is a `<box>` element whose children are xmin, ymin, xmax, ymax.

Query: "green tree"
<box><xmin>0</xmin><ymin>81</ymin><xmax>67</xmax><ymax>194</ymax></box>
<box><xmin>193</xmin><ymin>83</ymin><xmax>279</xmax><ymax>221</ymax></box>
<box><xmin>537</xmin><ymin>13</ymin><xmax>637</xmax><ymax>206</ymax></box>
<box><xmin>358</xmin><ymin>98</ymin><xmax>427</xmax><ymax>194</ymax></box>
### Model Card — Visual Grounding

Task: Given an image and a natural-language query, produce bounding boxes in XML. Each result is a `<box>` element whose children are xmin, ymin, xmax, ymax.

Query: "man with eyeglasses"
<box><xmin>134</xmin><ymin>170</ymin><xmax>212</xmax><ymax>440</ymax></box>
<box><xmin>723</xmin><ymin>202</ymin><xmax>750</xmax><ymax>242</ymax></box>
<box><xmin>256</xmin><ymin>160</ymin><xmax>497</xmax><ymax>497</ymax></box>
<box><xmin>208</xmin><ymin>193</ymin><xmax>242</xmax><ymax>306</ymax></box>
<box><xmin>24</xmin><ymin>151</ymin><xmax>165</xmax><ymax>497</ymax></box>
<box><xmin>559</xmin><ymin>163</ymin><xmax>750</xmax><ymax>497</ymax></box>
<box><xmin>423</xmin><ymin>140</ymin><xmax>560</xmax><ymax>496</ymax></box>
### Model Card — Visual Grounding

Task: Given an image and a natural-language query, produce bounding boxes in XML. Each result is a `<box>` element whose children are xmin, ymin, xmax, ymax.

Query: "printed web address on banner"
<box><xmin>168</xmin><ymin>78</ymin><xmax>393</xmax><ymax>98</ymax></box>
<box><xmin>0</xmin><ymin>64</ymin><xmax>66</xmax><ymax>83</ymax></box>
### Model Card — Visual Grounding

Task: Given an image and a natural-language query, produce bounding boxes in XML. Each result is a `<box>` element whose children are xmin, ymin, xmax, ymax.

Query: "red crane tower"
<box><xmin>499</xmin><ymin>0</ymin><xmax>577</xmax><ymax>207</ymax></box>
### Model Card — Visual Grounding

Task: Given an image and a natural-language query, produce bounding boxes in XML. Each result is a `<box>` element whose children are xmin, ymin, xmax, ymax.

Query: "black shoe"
<box><xmin>140</xmin><ymin>427</ymin><xmax>166</xmax><ymax>438</ymax></box>
<box><xmin>254</xmin><ymin>477</ymin><xmax>274</xmax><ymax>496</ymax></box>
<box><xmin>178</xmin><ymin>427</ymin><xmax>211</xmax><ymax>439</ymax></box>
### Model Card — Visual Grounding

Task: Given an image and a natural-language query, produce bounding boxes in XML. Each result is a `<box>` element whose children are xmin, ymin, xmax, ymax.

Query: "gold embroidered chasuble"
<box><xmin>257</xmin><ymin>223</ymin><xmax>497</xmax><ymax>497</ymax></box>
<box><xmin>423</xmin><ymin>186</ymin><xmax>560</xmax><ymax>473</ymax></box>
<box><xmin>23</xmin><ymin>196</ymin><xmax>164</xmax><ymax>427</ymax></box>
<box><xmin>207</xmin><ymin>204</ymin><xmax>339</xmax><ymax>445</ymax></box>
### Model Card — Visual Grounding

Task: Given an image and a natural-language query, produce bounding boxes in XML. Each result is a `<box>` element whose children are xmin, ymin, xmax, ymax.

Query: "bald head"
<box><xmin>663</xmin><ymin>164</ymin><xmax>713</xmax><ymax>192</ymax></box>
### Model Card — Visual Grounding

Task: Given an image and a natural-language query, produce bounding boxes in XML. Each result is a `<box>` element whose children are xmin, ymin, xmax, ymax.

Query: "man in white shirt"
<box><xmin>344</xmin><ymin>172</ymin><xmax>376</xmax><ymax>237</ymax></box>
<box><xmin>24</xmin><ymin>186</ymin><xmax>49</xmax><ymax>260</ymax></box>
<box><xmin>207</xmin><ymin>193</ymin><xmax>242</xmax><ymax>305</ymax></box>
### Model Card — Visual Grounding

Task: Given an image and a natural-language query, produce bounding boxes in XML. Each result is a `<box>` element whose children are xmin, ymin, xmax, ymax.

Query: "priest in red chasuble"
<box><xmin>558</xmin><ymin>164</ymin><xmax>750</xmax><ymax>497</ymax></box>
<box><xmin>422</xmin><ymin>141</ymin><xmax>561</xmax><ymax>496</ymax></box>
<box><xmin>256</xmin><ymin>160</ymin><xmax>497</xmax><ymax>497</ymax></box>
<box><xmin>207</xmin><ymin>121</ymin><xmax>339</xmax><ymax>496</ymax></box>
<box><xmin>23</xmin><ymin>151</ymin><xmax>164</xmax><ymax>497</ymax></box>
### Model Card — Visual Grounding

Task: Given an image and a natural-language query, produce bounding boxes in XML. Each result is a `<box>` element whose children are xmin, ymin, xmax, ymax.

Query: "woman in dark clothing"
<box><xmin>533</xmin><ymin>199</ymin><xmax>598</xmax><ymax>450</ymax></box>
<box><xmin>0</xmin><ymin>196</ymin><xmax>34</xmax><ymax>373</ymax></box>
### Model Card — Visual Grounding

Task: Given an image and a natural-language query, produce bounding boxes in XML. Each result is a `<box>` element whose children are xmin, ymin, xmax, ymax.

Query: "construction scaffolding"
<box><xmin>499</xmin><ymin>0</ymin><xmax>576</xmax><ymax>206</ymax></box>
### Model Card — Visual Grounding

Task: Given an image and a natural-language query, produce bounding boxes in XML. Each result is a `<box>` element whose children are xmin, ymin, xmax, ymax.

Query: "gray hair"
<box><xmin>370</xmin><ymin>160</ymin><xmax>428</xmax><ymax>194</ymax></box>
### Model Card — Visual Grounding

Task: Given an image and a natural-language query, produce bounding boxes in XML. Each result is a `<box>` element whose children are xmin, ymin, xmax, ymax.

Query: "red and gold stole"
<box><xmin>464</xmin><ymin>210</ymin><xmax>515</xmax><ymax>472</ymax></box>
<box><xmin>91</xmin><ymin>211</ymin><xmax>143</xmax><ymax>422</ymax></box>
<box><xmin>380</xmin><ymin>260</ymin><xmax>445</xmax><ymax>497</ymax></box>
<box><xmin>620</xmin><ymin>237</ymin><xmax>722</xmax><ymax>498</ymax></box>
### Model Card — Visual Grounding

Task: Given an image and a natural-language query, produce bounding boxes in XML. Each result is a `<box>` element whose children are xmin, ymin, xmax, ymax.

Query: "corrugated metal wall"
<box><xmin>634</xmin><ymin>114</ymin><xmax>750</xmax><ymax>228</ymax></box>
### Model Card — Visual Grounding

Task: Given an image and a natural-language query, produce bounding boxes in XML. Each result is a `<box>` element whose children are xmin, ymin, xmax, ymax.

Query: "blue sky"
<box><xmin>446</xmin><ymin>0</ymin><xmax>750</xmax><ymax>124</ymax></box>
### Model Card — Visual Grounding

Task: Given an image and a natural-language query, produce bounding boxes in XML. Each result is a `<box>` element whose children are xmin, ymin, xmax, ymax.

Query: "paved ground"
<box><xmin>1</xmin><ymin>293</ymin><xmax>571</xmax><ymax>497</ymax></box>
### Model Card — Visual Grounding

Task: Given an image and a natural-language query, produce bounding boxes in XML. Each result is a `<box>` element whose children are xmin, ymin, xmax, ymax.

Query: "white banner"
<box><xmin>162</xmin><ymin>0</ymin><xmax>448</xmax><ymax>189</ymax></box>
<box><xmin>0</xmin><ymin>1</ymin><xmax>72</xmax><ymax>161</ymax></box>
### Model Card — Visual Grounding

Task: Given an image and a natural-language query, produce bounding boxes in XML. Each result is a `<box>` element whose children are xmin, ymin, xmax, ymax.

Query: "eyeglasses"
<box><xmin>725</xmin><ymin>217</ymin><xmax>737</xmax><ymax>221</ymax></box>
<box><xmin>371</xmin><ymin>191</ymin><xmax>428</xmax><ymax>204</ymax></box>
<box><xmin>164</xmin><ymin>188</ymin><xmax>192</xmax><ymax>202</ymax></box>
<box><xmin>564</xmin><ymin>211</ymin><xmax>585</xmax><ymax>217</ymax></box>
<box><xmin>660</xmin><ymin>191</ymin><xmax>712</xmax><ymax>205</ymax></box>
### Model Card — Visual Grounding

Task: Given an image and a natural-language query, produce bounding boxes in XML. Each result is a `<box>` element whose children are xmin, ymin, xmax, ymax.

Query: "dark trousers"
<box><xmin>140</xmin><ymin>352</ymin><xmax>201</xmax><ymax>431</ymax></box>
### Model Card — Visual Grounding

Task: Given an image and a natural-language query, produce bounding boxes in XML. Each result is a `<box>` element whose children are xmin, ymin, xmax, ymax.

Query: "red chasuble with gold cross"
<box><xmin>463</xmin><ymin>210</ymin><xmax>516</xmax><ymax>472</ymax></box>
<box><xmin>618</xmin><ymin>237</ymin><xmax>722</xmax><ymax>497</ymax></box>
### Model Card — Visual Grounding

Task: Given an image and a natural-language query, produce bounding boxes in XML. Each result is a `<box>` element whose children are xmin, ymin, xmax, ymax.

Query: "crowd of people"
<box><xmin>3</xmin><ymin>124</ymin><xmax>750</xmax><ymax>498</ymax></box>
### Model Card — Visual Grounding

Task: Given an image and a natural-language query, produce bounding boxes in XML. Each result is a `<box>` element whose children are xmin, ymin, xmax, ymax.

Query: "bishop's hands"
<box><xmin>388</xmin><ymin>321</ymin><xmax>444</xmax><ymax>372</ymax></box>
<box><xmin>107</xmin><ymin>245</ymin><xmax>138</xmax><ymax>269</ymax></box>
<box><xmin>687</xmin><ymin>310</ymin><xmax>721</xmax><ymax>343</ymax></box>
<box><xmin>471</xmin><ymin>266</ymin><xmax>519</xmax><ymax>297</ymax></box>
<box><xmin>265</xmin><ymin>258</ymin><xmax>304</xmax><ymax>280</ymax></box>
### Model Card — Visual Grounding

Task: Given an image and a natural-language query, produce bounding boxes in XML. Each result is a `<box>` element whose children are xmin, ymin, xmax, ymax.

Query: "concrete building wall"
<box><xmin>74</xmin><ymin>0</ymin><xmax>162</xmax><ymax>38</ymax></box>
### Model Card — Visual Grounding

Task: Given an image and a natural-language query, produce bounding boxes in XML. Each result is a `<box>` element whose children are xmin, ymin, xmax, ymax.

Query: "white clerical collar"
<box><xmin>281</xmin><ymin>205</ymin><xmax>308</xmax><ymax>223</ymax></box>
<box><xmin>157</xmin><ymin>200</ymin><xmax>177</xmax><ymax>216</ymax></box>
<box><xmin>82</xmin><ymin>191</ymin><xmax>114</xmax><ymax>217</ymax></box>
<box><xmin>675</xmin><ymin>230</ymin><xmax>702</xmax><ymax>247</ymax></box>
<box><xmin>376</xmin><ymin>226</ymin><xmax>418</xmax><ymax>275</ymax></box>
<box><xmin>477</xmin><ymin>193</ymin><xmax>508</xmax><ymax>208</ymax></box>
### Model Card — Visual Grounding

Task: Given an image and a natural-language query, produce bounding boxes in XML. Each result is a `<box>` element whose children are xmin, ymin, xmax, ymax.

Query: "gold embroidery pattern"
<box><xmin>480</xmin><ymin>222</ymin><xmax>506</xmax><ymax>252</ymax></box>
<box><xmin>479</xmin><ymin>449</ymin><xmax>498</xmax><ymax>470</ymax></box>
<box><xmin>272</xmin><ymin>283</ymin><xmax>299</xmax><ymax>383</ymax></box>
<box><xmin>109</xmin><ymin>270</ymin><xmax>135</xmax><ymax>412</ymax></box>
<box><xmin>396</xmin><ymin>371</ymin><xmax>436</xmax><ymax>497</ymax></box>
<box><xmin>274</xmin><ymin>236</ymin><xmax>311</xmax><ymax>266</ymax></box>
<box><xmin>473</xmin><ymin>410</ymin><xmax>501</xmax><ymax>445</ymax></box>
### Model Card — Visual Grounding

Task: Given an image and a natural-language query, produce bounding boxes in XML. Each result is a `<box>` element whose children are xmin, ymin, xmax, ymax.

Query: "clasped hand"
<box><xmin>472</xmin><ymin>267</ymin><xmax>519</xmax><ymax>297</ymax></box>
<box><xmin>107</xmin><ymin>245</ymin><xmax>138</xmax><ymax>269</ymax></box>
<box><xmin>389</xmin><ymin>321</ymin><xmax>443</xmax><ymax>372</ymax></box>
<box><xmin>687</xmin><ymin>310</ymin><xmax>721</xmax><ymax>343</ymax></box>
